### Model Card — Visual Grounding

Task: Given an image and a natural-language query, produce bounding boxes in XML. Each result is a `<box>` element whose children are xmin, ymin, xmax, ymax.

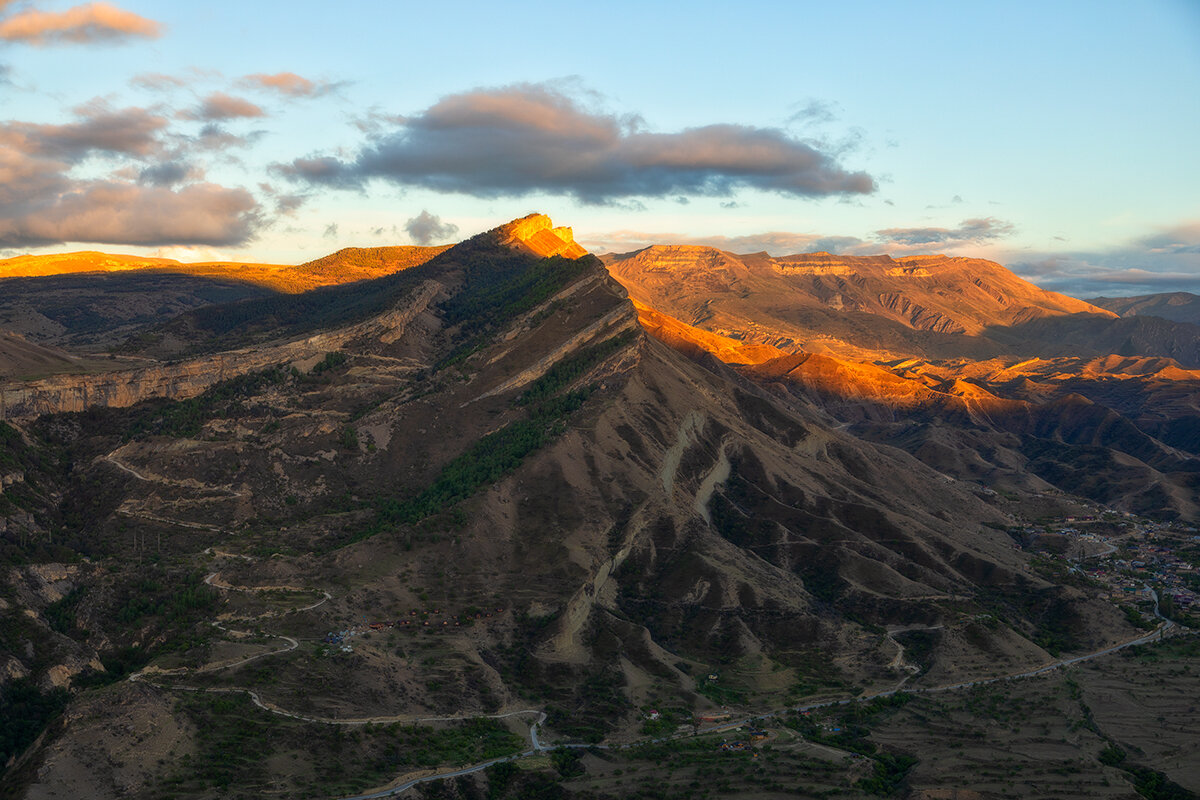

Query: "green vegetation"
<box><xmin>125</xmin><ymin>367</ymin><xmax>288</xmax><ymax>439</ymax></box>
<box><xmin>436</xmin><ymin>251</ymin><xmax>594</xmax><ymax>371</ymax></box>
<box><xmin>306</xmin><ymin>350</ymin><xmax>349</xmax><ymax>380</ymax></box>
<box><xmin>0</xmin><ymin>679</ymin><xmax>70</xmax><ymax>777</ymax></box>
<box><xmin>784</xmin><ymin>694</ymin><xmax>918</xmax><ymax>795</ymax></box>
<box><xmin>74</xmin><ymin>569</ymin><xmax>219</xmax><ymax>686</ymax></box>
<box><xmin>858</xmin><ymin>751</ymin><xmax>921</xmax><ymax>796</ymax></box>
<box><xmin>1125</xmin><ymin>636</ymin><xmax>1200</xmax><ymax>663</ymax></box>
<box><xmin>165</xmin><ymin>693</ymin><xmax>524</xmax><ymax>796</ymax></box>
<box><xmin>44</xmin><ymin>586</ymin><xmax>86</xmax><ymax>635</ymax></box>
<box><xmin>0</xmin><ymin>422</ymin><xmax>73</xmax><ymax>565</ymax></box>
<box><xmin>375</xmin><ymin>389</ymin><xmax>592</xmax><ymax>529</ymax></box>
<box><xmin>544</xmin><ymin>666</ymin><xmax>632</xmax><ymax>744</ymax></box>
<box><xmin>517</xmin><ymin>330</ymin><xmax>636</xmax><ymax>406</ymax></box>
<box><xmin>1122</xmin><ymin>604</ymin><xmax>1157</xmax><ymax>631</ymax></box>
<box><xmin>1099</xmin><ymin>743</ymin><xmax>1197</xmax><ymax>800</ymax></box>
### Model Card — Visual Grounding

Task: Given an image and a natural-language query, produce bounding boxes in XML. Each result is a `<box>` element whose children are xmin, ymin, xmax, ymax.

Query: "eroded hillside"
<box><xmin>0</xmin><ymin>216</ymin><xmax>1152</xmax><ymax>799</ymax></box>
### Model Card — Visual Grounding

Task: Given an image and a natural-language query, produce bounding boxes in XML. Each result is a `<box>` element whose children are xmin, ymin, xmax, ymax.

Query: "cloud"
<box><xmin>874</xmin><ymin>217</ymin><xmax>1015</xmax><ymax>248</ymax></box>
<box><xmin>138</xmin><ymin>161</ymin><xmax>201</xmax><ymax>186</ymax></box>
<box><xmin>190</xmin><ymin>123</ymin><xmax>263</xmax><ymax>152</ymax></box>
<box><xmin>0</xmin><ymin>181</ymin><xmax>260</xmax><ymax>247</ymax></box>
<box><xmin>787</xmin><ymin>99</ymin><xmax>839</xmax><ymax>126</ymax></box>
<box><xmin>239</xmin><ymin>71</ymin><xmax>339</xmax><ymax>98</ymax></box>
<box><xmin>187</xmin><ymin>92</ymin><xmax>265</xmax><ymax>121</ymax></box>
<box><xmin>281</xmin><ymin>82</ymin><xmax>875</xmax><ymax>204</ymax></box>
<box><xmin>322</xmin><ymin>222</ymin><xmax>338</xmax><ymax>238</ymax></box>
<box><xmin>0</xmin><ymin>1</ymin><xmax>161</xmax><ymax>45</ymax></box>
<box><xmin>580</xmin><ymin>229</ymin><xmax>869</xmax><ymax>256</ymax></box>
<box><xmin>1</xmin><ymin>102</ymin><xmax>167</xmax><ymax>158</ymax></box>
<box><xmin>0</xmin><ymin>105</ymin><xmax>261</xmax><ymax>248</ymax></box>
<box><xmin>1006</xmin><ymin>220</ymin><xmax>1200</xmax><ymax>297</ymax></box>
<box><xmin>130</xmin><ymin>72</ymin><xmax>187</xmax><ymax>91</ymax></box>
<box><xmin>1137</xmin><ymin>221</ymin><xmax>1200</xmax><ymax>255</ymax></box>
<box><xmin>404</xmin><ymin>210</ymin><xmax>459</xmax><ymax>245</ymax></box>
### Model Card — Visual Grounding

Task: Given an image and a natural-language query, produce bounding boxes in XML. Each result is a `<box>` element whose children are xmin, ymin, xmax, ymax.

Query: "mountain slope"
<box><xmin>2</xmin><ymin>216</ymin><xmax>1142</xmax><ymax>798</ymax></box>
<box><xmin>604</xmin><ymin>246</ymin><xmax>1112</xmax><ymax>361</ymax></box>
<box><xmin>617</xmin><ymin>261</ymin><xmax>1200</xmax><ymax>520</ymax></box>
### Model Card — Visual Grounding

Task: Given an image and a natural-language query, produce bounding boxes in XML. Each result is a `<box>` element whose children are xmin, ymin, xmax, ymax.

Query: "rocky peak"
<box><xmin>496</xmin><ymin>213</ymin><xmax>588</xmax><ymax>259</ymax></box>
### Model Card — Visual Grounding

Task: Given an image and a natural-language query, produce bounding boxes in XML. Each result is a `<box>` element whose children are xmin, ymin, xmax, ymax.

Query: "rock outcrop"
<box><xmin>498</xmin><ymin>213</ymin><xmax>588</xmax><ymax>259</ymax></box>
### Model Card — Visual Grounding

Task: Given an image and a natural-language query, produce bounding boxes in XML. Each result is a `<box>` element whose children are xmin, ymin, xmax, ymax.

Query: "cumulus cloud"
<box><xmin>874</xmin><ymin>217</ymin><xmax>1015</xmax><ymax>248</ymax></box>
<box><xmin>0</xmin><ymin>104</ymin><xmax>261</xmax><ymax>248</ymax></box>
<box><xmin>239</xmin><ymin>71</ymin><xmax>339</xmax><ymax>98</ymax></box>
<box><xmin>280</xmin><ymin>82</ymin><xmax>875</xmax><ymax>204</ymax></box>
<box><xmin>0</xmin><ymin>1</ymin><xmax>161</xmax><ymax>45</ymax></box>
<box><xmin>404</xmin><ymin>210</ymin><xmax>459</xmax><ymax>245</ymax></box>
<box><xmin>0</xmin><ymin>181</ymin><xmax>260</xmax><ymax>247</ymax></box>
<box><xmin>187</xmin><ymin>92</ymin><xmax>265</xmax><ymax>121</ymax></box>
<box><xmin>1</xmin><ymin>102</ymin><xmax>167</xmax><ymax>158</ymax></box>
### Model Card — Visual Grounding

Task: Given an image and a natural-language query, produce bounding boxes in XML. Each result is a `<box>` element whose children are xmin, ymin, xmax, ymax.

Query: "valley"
<box><xmin>1</xmin><ymin>216</ymin><xmax>1198</xmax><ymax>799</ymax></box>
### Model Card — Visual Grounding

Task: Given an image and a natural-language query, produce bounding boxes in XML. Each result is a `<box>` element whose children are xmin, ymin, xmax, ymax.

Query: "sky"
<box><xmin>1</xmin><ymin>0</ymin><xmax>1198</xmax><ymax>297</ymax></box>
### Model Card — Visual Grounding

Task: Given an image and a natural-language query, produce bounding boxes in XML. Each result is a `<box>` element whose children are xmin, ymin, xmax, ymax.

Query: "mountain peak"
<box><xmin>496</xmin><ymin>213</ymin><xmax>588</xmax><ymax>259</ymax></box>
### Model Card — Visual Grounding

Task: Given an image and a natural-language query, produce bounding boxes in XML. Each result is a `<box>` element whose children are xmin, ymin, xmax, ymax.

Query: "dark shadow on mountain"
<box><xmin>0</xmin><ymin>271</ymin><xmax>278</xmax><ymax>351</ymax></box>
<box><xmin>981</xmin><ymin>313</ymin><xmax>1200</xmax><ymax>367</ymax></box>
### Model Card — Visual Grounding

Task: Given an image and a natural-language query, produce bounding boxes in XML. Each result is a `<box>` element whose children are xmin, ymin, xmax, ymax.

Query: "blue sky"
<box><xmin>2</xmin><ymin>0</ymin><xmax>1198</xmax><ymax>296</ymax></box>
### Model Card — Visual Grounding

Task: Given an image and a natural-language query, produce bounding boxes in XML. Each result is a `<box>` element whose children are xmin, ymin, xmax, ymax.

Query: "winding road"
<box><xmin>127</xmin><ymin>550</ymin><xmax>1190</xmax><ymax>800</ymax></box>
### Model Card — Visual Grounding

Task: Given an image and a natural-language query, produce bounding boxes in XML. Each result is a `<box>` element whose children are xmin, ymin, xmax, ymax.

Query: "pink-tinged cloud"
<box><xmin>187</xmin><ymin>92</ymin><xmax>265</xmax><ymax>121</ymax></box>
<box><xmin>0</xmin><ymin>105</ymin><xmax>262</xmax><ymax>248</ymax></box>
<box><xmin>280</xmin><ymin>82</ymin><xmax>875</xmax><ymax>203</ymax></box>
<box><xmin>240</xmin><ymin>71</ymin><xmax>337</xmax><ymax>98</ymax></box>
<box><xmin>0</xmin><ymin>2</ymin><xmax>162</xmax><ymax>45</ymax></box>
<box><xmin>0</xmin><ymin>104</ymin><xmax>168</xmax><ymax>158</ymax></box>
<box><xmin>0</xmin><ymin>182</ymin><xmax>261</xmax><ymax>247</ymax></box>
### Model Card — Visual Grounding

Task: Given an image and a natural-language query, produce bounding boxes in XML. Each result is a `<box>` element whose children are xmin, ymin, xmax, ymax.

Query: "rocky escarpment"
<box><xmin>498</xmin><ymin>213</ymin><xmax>588</xmax><ymax>259</ymax></box>
<box><xmin>0</xmin><ymin>280</ymin><xmax>442</xmax><ymax>420</ymax></box>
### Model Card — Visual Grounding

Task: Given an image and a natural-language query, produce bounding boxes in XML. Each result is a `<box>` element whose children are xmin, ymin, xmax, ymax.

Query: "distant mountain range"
<box><xmin>1089</xmin><ymin>291</ymin><xmax>1200</xmax><ymax>325</ymax></box>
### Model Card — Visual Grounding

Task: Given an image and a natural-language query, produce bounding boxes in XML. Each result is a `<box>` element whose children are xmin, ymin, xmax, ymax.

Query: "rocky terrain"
<box><xmin>0</xmin><ymin>215</ymin><xmax>1195</xmax><ymax>799</ymax></box>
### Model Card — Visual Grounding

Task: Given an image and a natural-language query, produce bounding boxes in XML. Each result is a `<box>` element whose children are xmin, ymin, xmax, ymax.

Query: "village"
<box><xmin>1014</xmin><ymin>508</ymin><xmax>1200</xmax><ymax>621</ymax></box>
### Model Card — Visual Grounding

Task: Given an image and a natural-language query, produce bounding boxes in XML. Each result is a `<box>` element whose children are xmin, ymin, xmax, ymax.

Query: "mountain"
<box><xmin>604</xmin><ymin>247</ymin><xmax>1112</xmax><ymax>362</ymax></box>
<box><xmin>0</xmin><ymin>215</ymin><xmax>1148</xmax><ymax>799</ymax></box>
<box><xmin>1090</xmin><ymin>291</ymin><xmax>1200</xmax><ymax>325</ymax></box>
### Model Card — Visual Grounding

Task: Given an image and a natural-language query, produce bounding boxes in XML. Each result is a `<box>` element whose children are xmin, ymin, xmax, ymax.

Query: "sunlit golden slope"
<box><xmin>497</xmin><ymin>213</ymin><xmax>589</xmax><ymax>258</ymax></box>
<box><xmin>0</xmin><ymin>245</ymin><xmax>450</xmax><ymax>294</ymax></box>
<box><xmin>605</xmin><ymin>246</ymin><xmax>1114</xmax><ymax>361</ymax></box>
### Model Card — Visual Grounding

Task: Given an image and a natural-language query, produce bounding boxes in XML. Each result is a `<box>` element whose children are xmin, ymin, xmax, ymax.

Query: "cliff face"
<box><xmin>0</xmin><ymin>280</ymin><xmax>442</xmax><ymax>420</ymax></box>
<box><xmin>498</xmin><ymin>213</ymin><xmax>589</xmax><ymax>259</ymax></box>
